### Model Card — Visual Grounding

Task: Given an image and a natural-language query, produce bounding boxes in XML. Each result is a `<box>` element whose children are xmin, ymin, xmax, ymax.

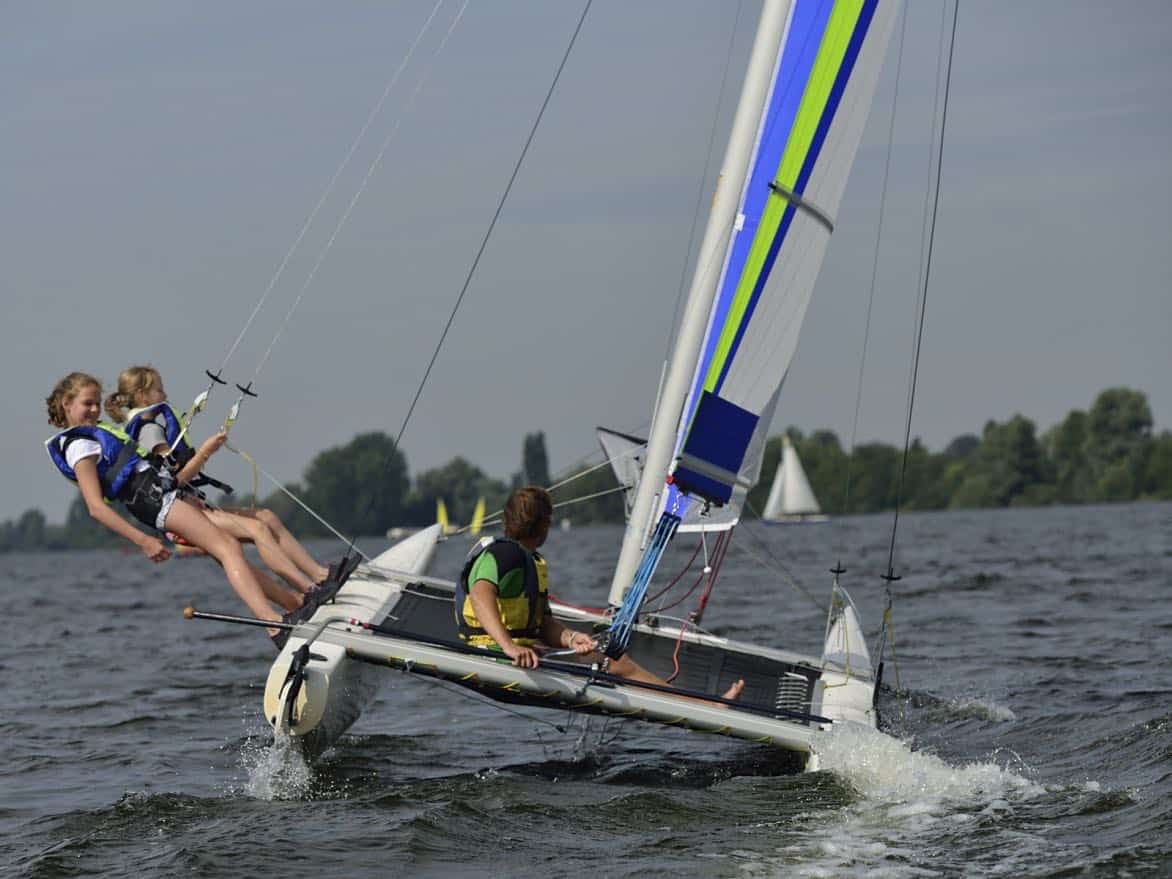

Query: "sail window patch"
<box><xmin>670</xmin><ymin>391</ymin><xmax>758</xmax><ymax>506</ymax></box>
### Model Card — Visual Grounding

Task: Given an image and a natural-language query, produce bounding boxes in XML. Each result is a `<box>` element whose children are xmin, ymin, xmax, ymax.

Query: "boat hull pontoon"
<box><xmin>266</xmin><ymin>559</ymin><xmax>876</xmax><ymax>764</ymax></box>
<box><xmin>262</xmin><ymin>524</ymin><xmax>441</xmax><ymax>757</ymax></box>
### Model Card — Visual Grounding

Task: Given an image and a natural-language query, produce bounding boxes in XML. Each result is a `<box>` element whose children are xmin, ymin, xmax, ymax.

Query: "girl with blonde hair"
<box><xmin>46</xmin><ymin>371</ymin><xmax>307</xmax><ymax>647</ymax></box>
<box><xmin>105</xmin><ymin>365</ymin><xmax>335</xmax><ymax>599</ymax></box>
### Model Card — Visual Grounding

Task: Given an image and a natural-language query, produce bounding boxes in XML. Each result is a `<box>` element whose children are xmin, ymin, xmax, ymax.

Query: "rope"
<box><xmin>218</xmin><ymin>0</ymin><xmax>448</xmax><ymax>378</ymax></box>
<box><xmin>646</xmin><ymin>540</ymin><xmax>702</xmax><ymax>607</ymax></box>
<box><xmin>224</xmin><ymin>442</ymin><xmax>369</xmax><ymax>557</ymax></box>
<box><xmin>413</xmin><ymin>673</ymin><xmax>569</xmax><ymax>735</ymax></box>
<box><xmin>239</xmin><ymin>1</ymin><xmax>470</xmax><ymax>396</ymax></box>
<box><xmin>663</xmin><ymin>531</ymin><xmax>730</xmax><ymax>683</ymax></box>
<box><xmin>178</xmin><ymin>1</ymin><xmax>449</xmax><ymax>447</ymax></box>
<box><xmin>546</xmin><ymin>451</ymin><xmax>635</xmax><ymax>495</ymax></box>
<box><xmin>833</xmin><ymin>1</ymin><xmax>908</xmax><ymax>560</ymax></box>
<box><xmin>877</xmin><ymin>0</ymin><xmax>959</xmax><ymax>666</ymax></box>
<box><xmin>342</xmin><ymin>0</ymin><xmax>595</xmax><ymax>551</ymax></box>
<box><xmin>464</xmin><ymin>484</ymin><xmax>629</xmax><ymax>536</ymax></box>
<box><xmin>651</xmin><ymin>530</ymin><xmax>729</xmax><ymax>617</ymax></box>
<box><xmin>602</xmin><ymin>512</ymin><xmax>680</xmax><ymax>658</ymax></box>
<box><xmin>740</xmin><ymin>497</ymin><xmax>825</xmax><ymax>611</ymax></box>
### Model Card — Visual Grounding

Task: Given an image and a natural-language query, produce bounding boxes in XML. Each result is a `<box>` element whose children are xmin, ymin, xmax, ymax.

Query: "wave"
<box><xmin>884</xmin><ymin>686</ymin><xmax>1017</xmax><ymax>724</ymax></box>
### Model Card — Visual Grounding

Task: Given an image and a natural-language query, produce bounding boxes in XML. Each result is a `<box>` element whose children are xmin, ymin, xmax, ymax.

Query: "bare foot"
<box><xmin>722</xmin><ymin>679</ymin><xmax>745</xmax><ymax>701</ymax></box>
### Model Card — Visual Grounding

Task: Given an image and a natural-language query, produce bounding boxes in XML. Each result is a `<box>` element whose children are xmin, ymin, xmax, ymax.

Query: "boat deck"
<box><xmin>388</xmin><ymin>582</ymin><xmax>820</xmax><ymax>723</ymax></box>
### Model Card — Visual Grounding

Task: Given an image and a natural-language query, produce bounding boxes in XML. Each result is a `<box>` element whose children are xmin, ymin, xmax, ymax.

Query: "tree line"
<box><xmin>757</xmin><ymin>386</ymin><xmax>1171</xmax><ymax>515</ymax></box>
<box><xmin>6</xmin><ymin>387</ymin><xmax>1169</xmax><ymax>552</ymax></box>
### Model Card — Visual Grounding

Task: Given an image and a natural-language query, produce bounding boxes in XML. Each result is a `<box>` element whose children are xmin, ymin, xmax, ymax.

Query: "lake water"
<box><xmin>2</xmin><ymin>502</ymin><xmax>1170</xmax><ymax>877</ymax></box>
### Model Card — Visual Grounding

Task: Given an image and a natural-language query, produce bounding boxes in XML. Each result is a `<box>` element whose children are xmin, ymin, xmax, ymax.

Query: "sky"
<box><xmin>3</xmin><ymin>0</ymin><xmax>1170</xmax><ymax>524</ymax></box>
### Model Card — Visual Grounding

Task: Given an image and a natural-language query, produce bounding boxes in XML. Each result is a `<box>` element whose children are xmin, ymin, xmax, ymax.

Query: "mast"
<box><xmin>608</xmin><ymin>0</ymin><xmax>792</xmax><ymax>606</ymax></box>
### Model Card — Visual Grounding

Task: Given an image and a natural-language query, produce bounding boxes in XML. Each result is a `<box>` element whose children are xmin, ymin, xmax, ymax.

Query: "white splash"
<box><xmin>736</xmin><ymin>725</ymin><xmax>1050</xmax><ymax>878</ymax></box>
<box><xmin>241</xmin><ymin>729</ymin><xmax>313</xmax><ymax>800</ymax></box>
<box><xmin>814</xmin><ymin>722</ymin><xmax>1043</xmax><ymax>803</ymax></box>
<box><xmin>946</xmin><ymin>696</ymin><xmax>1016</xmax><ymax>723</ymax></box>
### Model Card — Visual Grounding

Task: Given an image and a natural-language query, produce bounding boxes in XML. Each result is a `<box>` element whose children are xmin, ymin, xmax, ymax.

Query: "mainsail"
<box><xmin>610</xmin><ymin>0</ymin><xmax>898</xmax><ymax>604</ymax></box>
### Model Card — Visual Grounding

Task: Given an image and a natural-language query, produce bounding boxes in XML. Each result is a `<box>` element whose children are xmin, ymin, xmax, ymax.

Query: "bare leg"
<box><xmin>596</xmin><ymin>653</ymin><xmax>744</xmax><ymax>703</ymax></box>
<box><xmin>204</xmin><ymin>509</ymin><xmax>316</xmax><ymax>594</ymax></box>
<box><xmin>163</xmin><ymin>499</ymin><xmax>281</xmax><ymax>631</ymax></box>
<box><xmin>251</xmin><ymin>562</ymin><xmax>303</xmax><ymax>612</ymax></box>
<box><xmin>224</xmin><ymin>507</ymin><xmax>329</xmax><ymax>583</ymax></box>
<box><xmin>200</xmin><ymin>550</ymin><xmax>303</xmax><ymax>612</ymax></box>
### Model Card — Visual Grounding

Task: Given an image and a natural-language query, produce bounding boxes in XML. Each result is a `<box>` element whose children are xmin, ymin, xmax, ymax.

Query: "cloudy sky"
<box><xmin>4</xmin><ymin>0</ymin><xmax>1169</xmax><ymax>524</ymax></box>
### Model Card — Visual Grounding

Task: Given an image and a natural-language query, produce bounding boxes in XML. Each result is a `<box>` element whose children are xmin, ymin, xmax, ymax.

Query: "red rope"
<box><xmin>664</xmin><ymin>530</ymin><xmax>732</xmax><ymax>683</ymax></box>
<box><xmin>645</xmin><ymin>539</ymin><xmax>702</xmax><ymax>605</ymax></box>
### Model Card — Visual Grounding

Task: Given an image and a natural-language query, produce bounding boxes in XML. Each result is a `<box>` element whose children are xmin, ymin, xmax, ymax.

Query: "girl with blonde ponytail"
<box><xmin>108</xmin><ymin>366</ymin><xmax>333</xmax><ymax>598</ymax></box>
<box><xmin>46</xmin><ymin>371</ymin><xmax>314</xmax><ymax>649</ymax></box>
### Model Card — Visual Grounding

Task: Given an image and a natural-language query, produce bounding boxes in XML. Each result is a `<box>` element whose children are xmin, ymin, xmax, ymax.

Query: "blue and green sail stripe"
<box><xmin>683</xmin><ymin>0</ymin><xmax>879</xmax><ymax>433</ymax></box>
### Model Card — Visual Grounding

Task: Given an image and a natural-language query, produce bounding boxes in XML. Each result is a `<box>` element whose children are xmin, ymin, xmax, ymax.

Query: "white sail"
<box><xmin>596</xmin><ymin>426</ymin><xmax>645</xmax><ymax>520</ymax></box>
<box><xmin>762</xmin><ymin>436</ymin><xmax>824</xmax><ymax>520</ymax></box>
<box><xmin>611</xmin><ymin>0</ymin><xmax>899</xmax><ymax>604</ymax></box>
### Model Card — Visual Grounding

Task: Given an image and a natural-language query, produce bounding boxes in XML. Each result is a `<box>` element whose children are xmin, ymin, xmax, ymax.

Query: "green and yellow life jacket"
<box><xmin>455</xmin><ymin>537</ymin><xmax>549</xmax><ymax>648</ymax></box>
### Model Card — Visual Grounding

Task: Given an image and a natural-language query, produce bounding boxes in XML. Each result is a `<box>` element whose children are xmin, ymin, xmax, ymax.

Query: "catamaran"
<box><xmin>258</xmin><ymin>0</ymin><xmax>903</xmax><ymax>767</ymax></box>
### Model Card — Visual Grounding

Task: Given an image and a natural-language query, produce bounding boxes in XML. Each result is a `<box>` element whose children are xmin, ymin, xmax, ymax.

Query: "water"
<box><xmin>2</xmin><ymin>503</ymin><xmax>1170</xmax><ymax>877</ymax></box>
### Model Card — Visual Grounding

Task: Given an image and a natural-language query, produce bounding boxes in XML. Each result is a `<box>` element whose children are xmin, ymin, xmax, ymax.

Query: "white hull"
<box><xmin>267</xmin><ymin>554</ymin><xmax>877</xmax><ymax>764</ymax></box>
<box><xmin>760</xmin><ymin>514</ymin><xmax>829</xmax><ymax>525</ymax></box>
<box><xmin>263</xmin><ymin>524</ymin><xmax>441</xmax><ymax>757</ymax></box>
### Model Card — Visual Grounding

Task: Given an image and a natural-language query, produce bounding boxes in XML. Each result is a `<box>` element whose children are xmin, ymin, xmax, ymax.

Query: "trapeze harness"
<box><xmin>455</xmin><ymin>537</ymin><xmax>549</xmax><ymax>649</ymax></box>
<box><xmin>124</xmin><ymin>401</ymin><xmax>234</xmax><ymax>494</ymax></box>
<box><xmin>45</xmin><ymin>423</ymin><xmax>182</xmax><ymax>531</ymax></box>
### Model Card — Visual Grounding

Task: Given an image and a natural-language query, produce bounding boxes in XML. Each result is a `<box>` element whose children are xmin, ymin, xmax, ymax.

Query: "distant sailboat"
<box><xmin>435</xmin><ymin>496</ymin><xmax>485</xmax><ymax>538</ymax></box>
<box><xmin>761</xmin><ymin>436</ymin><xmax>828</xmax><ymax>523</ymax></box>
<box><xmin>468</xmin><ymin>497</ymin><xmax>486</xmax><ymax>537</ymax></box>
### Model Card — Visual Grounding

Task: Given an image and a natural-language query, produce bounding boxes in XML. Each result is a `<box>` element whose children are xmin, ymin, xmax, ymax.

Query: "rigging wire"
<box><xmin>217</xmin><ymin>0</ymin><xmax>448</xmax><ymax>380</ymax></box>
<box><xmin>186</xmin><ymin>3</ymin><xmax>471</xmax><ymax>560</ymax></box>
<box><xmin>465</xmin><ymin>483</ymin><xmax>630</xmax><ymax>537</ymax></box>
<box><xmin>740</xmin><ymin>497</ymin><xmax>825</xmax><ymax>611</ymax></box>
<box><xmin>877</xmin><ymin>0</ymin><xmax>960</xmax><ymax>670</ymax></box>
<box><xmin>831</xmin><ymin>1</ymin><xmax>909</xmax><ymax>566</ymax></box>
<box><xmin>412</xmin><ymin>673</ymin><xmax>570</xmax><ymax>735</ymax></box>
<box><xmin>237</xmin><ymin>1</ymin><xmax>470</xmax><ymax>399</ymax></box>
<box><xmin>176</xmin><ymin>0</ymin><xmax>449</xmax><ymax>446</ymax></box>
<box><xmin>343</xmin><ymin>0</ymin><xmax>595</xmax><ymax>547</ymax></box>
<box><xmin>225</xmin><ymin>443</ymin><xmax>370</xmax><ymax>557</ymax></box>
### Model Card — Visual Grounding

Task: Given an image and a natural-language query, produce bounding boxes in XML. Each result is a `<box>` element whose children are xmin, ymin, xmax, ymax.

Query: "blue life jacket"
<box><xmin>125</xmin><ymin>402</ymin><xmax>194</xmax><ymax>466</ymax></box>
<box><xmin>45</xmin><ymin>423</ymin><xmax>144</xmax><ymax>501</ymax></box>
<box><xmin>124</xmin><ymin>401</ymin><xmax>233</xmax><ymax>494</ymax></box>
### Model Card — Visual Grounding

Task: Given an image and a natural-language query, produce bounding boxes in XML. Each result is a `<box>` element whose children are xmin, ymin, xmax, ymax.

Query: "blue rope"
<box><xmin>602</xmin><ymin>512</ymin><xmax>681</xmax><ymax>658</ymax></box>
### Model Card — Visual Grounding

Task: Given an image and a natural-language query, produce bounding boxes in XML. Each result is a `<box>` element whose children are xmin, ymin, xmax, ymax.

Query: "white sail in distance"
<box><xmin>762</xmin><ymin>436</ymin><xmax>824</xmax><ymax>520</ymax></box>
